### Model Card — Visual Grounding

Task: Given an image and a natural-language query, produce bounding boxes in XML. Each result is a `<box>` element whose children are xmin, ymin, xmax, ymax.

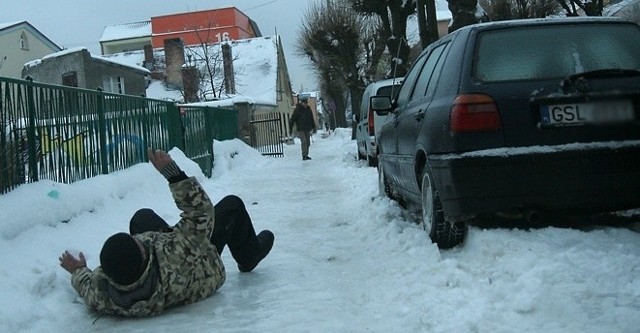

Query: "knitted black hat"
<box><xmin>100</xmin><ymin>233</ymin><xmax>143</xmax><ymax>285</ymax></box>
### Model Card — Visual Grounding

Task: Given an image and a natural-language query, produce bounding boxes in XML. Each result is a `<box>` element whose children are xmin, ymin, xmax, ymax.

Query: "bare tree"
<box><xmin>347</xmin><ymin>0</ymin><xmax>417</xmax><ymax>77</ymax></box>
<box><xmin>174</xmin><ymin>19</ymin><xmax>246</xmax><ymax>101</ymax></box>
<box><xmin>481</xmin><ymin>0</ymin><xmax>559</xmax><ymax>19</ymax></box>
<box><xmin>297</xmin><ymin>0</ymin><xmax>365</xmax><ymax>129</ymax></box>
<box><xmin>318</xmin><ymin>66</ymin><xmax>348</xmax><ymax>131</ymax></box>
<box><xmin>447</xmin><ymin>0</ymin><xmax>490</xmax><ymax>33</ymax></box>
<box><xmin>360</xmin><ymin>16</ymin><xmax>390</xmax><ymax>82</ymax></box>
<box><xmin>184</xmin><ymin>46</ymin><xmax>231</xmax><ymax>101</ymax></box>
<box><xmin>416</xmin><ymin>0</ymin><xmax>440</xmax><ymax>49</ymax></box>
<box><xmin>556</xmin><ymin>0</ymin><xmax>603</xmax><ymax>16</ymax></box>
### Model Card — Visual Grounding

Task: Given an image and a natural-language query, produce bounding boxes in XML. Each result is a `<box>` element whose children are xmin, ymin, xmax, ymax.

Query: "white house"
<box><xmin>0</xmin><ymin>21</ymin><xmax>61</xmax><ymax>79</ymax></box>
<box><xmin>99</xmin><ymin>21</ymin><xmax>152</xmax><ymax>55</ymax></box>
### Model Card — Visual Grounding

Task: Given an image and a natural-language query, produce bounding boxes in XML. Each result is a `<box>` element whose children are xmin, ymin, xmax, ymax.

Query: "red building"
<box><xmin>150</xmin><ymin>7</ymin><xmax>260</xmax><ymax>48</ymax></box>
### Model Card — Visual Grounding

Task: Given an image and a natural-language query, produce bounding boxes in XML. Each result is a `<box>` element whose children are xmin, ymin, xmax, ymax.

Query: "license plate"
<box><xmin>540</xmin><ymin>100</ymin><xmax>634</xmax><ymax>127</ymax></box>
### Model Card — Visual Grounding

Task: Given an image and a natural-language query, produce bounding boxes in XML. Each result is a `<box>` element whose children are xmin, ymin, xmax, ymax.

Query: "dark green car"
<box><xmin>372</xmin><ymin>17</ymin><xmax>640</xmax><ymax>249</ymax></box>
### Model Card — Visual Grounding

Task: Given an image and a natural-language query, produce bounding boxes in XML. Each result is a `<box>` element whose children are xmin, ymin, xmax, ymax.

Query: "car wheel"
<box><xmin>367</xmin><ymin>154</ymin><xmax>378</xmax><ymax>167</ymax></box>
<box><xmin>420</xmin><ymin>168</ymin><xmax>466</xmax><ymax>249</ymax></box>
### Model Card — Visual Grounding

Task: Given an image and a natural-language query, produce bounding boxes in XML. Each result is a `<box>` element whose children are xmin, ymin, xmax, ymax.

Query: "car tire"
<box><xmin>367</xmin><ymin>154</ymin><xmax>378</xmax><ymax>167</ymax></box>
<box><xmin>358</xmin><ymin>150</ymin><xmax>366</xmax><ymax>160</ymax></box>
<box><xmin>421</xmin><ymin>168</ymin><xmax>466</xmax><ymax>249</ymax></box>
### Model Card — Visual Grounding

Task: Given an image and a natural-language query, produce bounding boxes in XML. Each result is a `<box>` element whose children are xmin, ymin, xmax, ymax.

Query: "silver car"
<box><xmin>355</xmin><ymin>77</ymin><xmax>403</xmax><ymax>167</ymax></box>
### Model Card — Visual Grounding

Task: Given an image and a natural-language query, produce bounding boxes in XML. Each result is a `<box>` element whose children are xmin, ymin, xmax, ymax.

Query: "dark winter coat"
<box><xmin>71</xmin><ymin>177</ymin><xmax>225</xmax><ymax>317</ymax></box>
<box><xmin>289</xmin><ymin>103</ymin><xmax>316</xmax><ymax>133</ymax></box>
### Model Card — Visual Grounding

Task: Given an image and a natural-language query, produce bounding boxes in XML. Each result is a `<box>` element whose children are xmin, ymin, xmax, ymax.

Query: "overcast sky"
<box><xmin>0</xmin><ymin>0</ymin><xmax>318</xmax><ymax>92</ymax></box>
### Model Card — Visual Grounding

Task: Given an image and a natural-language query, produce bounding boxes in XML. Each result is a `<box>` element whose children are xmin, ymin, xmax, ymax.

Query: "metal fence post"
<box><xmin>25</xmin><ymin>77</ymin><xmax>38</xmax><ymax>181</ymax></box>
<box><xmin>166</xmin><ymin>102</ymin><xmax>184</xmax><ymax>151</ymax></box>
<box><xmin>96</xmin><ymin>88</ymin><xmax>108</xmax><ymax>174</ymax></box>
<box><xmin>203</xmin><ymin>107</ymin><xmax>215</xmax><ymax>177</ymax></box>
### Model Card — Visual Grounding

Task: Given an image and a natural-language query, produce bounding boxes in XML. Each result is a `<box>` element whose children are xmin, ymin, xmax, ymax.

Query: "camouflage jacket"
<box><xmin>71</xmin><ymin>177</ymin><xmax>226</xmax><ymax>317</ymax></box>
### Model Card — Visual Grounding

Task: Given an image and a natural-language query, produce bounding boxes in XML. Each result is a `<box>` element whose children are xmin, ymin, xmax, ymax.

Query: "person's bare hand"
<box><xmin>147</xmin><ymin>148</ymin><xmax>173</xmax><ymax>172</ymax></box>
<box><xmin>59</xmin><ymin>251</ymin><xmax>87</xmax><ymax>274</ymax></box>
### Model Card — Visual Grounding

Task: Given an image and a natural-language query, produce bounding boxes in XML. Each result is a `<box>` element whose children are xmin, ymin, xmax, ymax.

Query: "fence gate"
<box><xmin>249</xmin><ymin>112</ymin><xmax>284</xmax><ymax>157</ymax></box>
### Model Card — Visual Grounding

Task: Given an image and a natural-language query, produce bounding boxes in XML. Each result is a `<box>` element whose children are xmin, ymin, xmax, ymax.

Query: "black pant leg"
<box><xmin>129</xmin><ymin>208</ymin><xmax>170</xmax><ymax>235</ymax></box>
<box><xmin>212</xmin><ymin>195</ymin><xmax>259</xmax><ymax>265</ymax></box>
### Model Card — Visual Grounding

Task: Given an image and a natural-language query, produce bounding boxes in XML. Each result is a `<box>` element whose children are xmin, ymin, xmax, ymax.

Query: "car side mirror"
<box><xmin>370</xmin><ymin>96</ymin><xmax>393</xmax><ymax>116</ymax></box>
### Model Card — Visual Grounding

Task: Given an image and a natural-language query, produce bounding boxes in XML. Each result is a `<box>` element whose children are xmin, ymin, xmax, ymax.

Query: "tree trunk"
<box><xmin>334</xmin><ymin>94</ymin><xmax>348</xmax><ymax>128</ymax></box>
<box><xmin>388</xmin><ymin>7</ymin><xmax>412</xmax><ymax>77</ymax></box>
<box><xmin>349</xmin><ymin>83</ymin><xmax>364</xmax><ymax>139</ymax></box>
<box><xmin>417</xmin><ymin>0</ymin><xmax>430</xmax><ymax>49</ymax></box>
<box><xmin>425</xmin><ymin>0</ymin><xmax>440</xmax><ymax>43</ymax></box>
<box><xmin>448</xmin><ymin>0</ymin><xmax>481</xmax><ymax>32</ymax></box>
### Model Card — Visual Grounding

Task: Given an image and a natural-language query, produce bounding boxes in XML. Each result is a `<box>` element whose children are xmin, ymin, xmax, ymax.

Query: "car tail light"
<box><xmin>450</xmin><ymin>94</ymin><xmax>502</xmax><ymax>132</ymax></box>
<box><xmin>368</xmin><ymin>109</ymin><xmax>375</xmax><ymax>135</ymax></box>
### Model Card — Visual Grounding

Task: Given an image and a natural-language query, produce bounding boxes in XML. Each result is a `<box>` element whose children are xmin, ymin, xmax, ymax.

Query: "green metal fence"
<box><xmin>178</xmin><ymin>105</ymin><xmax>238</xmax><ymax>178</ymax></box>
<box><xmin>0</xmin><ymin>76</ymin><xmax>237</xmax><ymax>194</ymax></box>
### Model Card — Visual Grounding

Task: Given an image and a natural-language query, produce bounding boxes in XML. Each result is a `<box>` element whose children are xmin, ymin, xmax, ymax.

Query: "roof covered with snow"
<box><xmin>99</xmin><ymin>20</ymin><xmax>152</xmax><ymax>42</ymax></box>
<box><xmin>0</xmin><ymin>21</ymin><xmax>24</xmax><ymax>31</ymax></box>
<box><xmin>25</xmin><ymin>46</ymin><xmax>149</xmax><ymax>74</ymax></box>
<box><xmin>188</xmin><ymin>36</ymin><xmax>279</xmax><ymax>107</ymax></box>
<box><xmin>102</xmin><ymin>36</ymin><xmax>280</xmax><ymax>105</ymax></box>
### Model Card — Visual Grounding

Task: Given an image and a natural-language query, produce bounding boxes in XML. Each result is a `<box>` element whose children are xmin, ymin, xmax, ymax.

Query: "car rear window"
<box><xmin>376</xmin><ymin>84</ymin><xmax>401</xmax><ymax>99</ymax></box>
<box><xmin>473</xmin><ymin>23</ymin><xmax>640</xmax><ymax>82</ymax></box>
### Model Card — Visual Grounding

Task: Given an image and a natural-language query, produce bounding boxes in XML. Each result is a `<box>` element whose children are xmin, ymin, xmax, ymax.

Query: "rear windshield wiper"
<box><xmin>562</xmin><ymin>69</ymin><xmax>640</xmax><ymax>91</ymax></box>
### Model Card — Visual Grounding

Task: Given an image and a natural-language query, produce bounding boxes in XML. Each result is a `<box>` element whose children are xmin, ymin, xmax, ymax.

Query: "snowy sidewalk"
<box><xmin>0</xmin><ymin>129</ymin><xmax>639</xmax><ymax>332</ymax></box>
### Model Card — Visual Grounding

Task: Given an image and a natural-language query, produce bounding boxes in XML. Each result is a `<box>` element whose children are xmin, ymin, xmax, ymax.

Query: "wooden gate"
<box><xmin>249</xmin><ymin>112</ymin><xmax>284</xmax><ymax>157</ymax></box>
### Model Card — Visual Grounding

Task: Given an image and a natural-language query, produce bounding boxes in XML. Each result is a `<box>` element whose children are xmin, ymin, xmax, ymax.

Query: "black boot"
<box><xmin>238</xmin><ymin>230</ymin><xmax>275</xmax><ymax>272</ymax></box>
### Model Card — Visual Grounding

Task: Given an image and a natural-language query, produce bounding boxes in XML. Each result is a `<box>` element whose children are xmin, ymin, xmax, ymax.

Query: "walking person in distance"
<box><xmin>289</xmin><ymin>95</ymin><xmax>317</xmax><ymax>160</ymax></box>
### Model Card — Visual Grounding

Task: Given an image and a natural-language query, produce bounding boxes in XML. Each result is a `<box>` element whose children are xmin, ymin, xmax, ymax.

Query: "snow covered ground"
<box><xmin>0</xmin><ymin>129</ymin><xmax>638</xmax><ymax>332</ymax></box>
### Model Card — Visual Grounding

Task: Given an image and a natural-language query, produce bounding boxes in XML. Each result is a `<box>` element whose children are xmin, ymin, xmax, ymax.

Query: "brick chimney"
<box><xmin>222</xmin><ymin>43</ymin><xmax>235</xmax><ymax>94</ymax></box>
<box><xmin>164</xmin><ymin>38</ymin><xmax>185</xmax><ymax>88</ymax></box>
<box><xmin>182</xmin><ymin>66</ymin><xmax>199</xmax><ymax>103</ymax></box>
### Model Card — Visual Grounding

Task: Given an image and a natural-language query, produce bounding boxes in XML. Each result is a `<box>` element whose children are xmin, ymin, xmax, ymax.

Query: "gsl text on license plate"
<box><xmin>540</xmin><ymin>100</ymin><xmax>634</xmax><ymax>127</ymax></box>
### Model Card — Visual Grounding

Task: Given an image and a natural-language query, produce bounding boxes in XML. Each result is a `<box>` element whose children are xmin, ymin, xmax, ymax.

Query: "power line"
<box><xmin>245</xmin><ymin>0</ymin><xmax>280</xmax><ymax>12</ymax></box>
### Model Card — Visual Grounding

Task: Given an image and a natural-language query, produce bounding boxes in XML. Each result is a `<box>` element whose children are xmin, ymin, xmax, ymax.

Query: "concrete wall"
<box><xmin>22</xmin><ymin>49</ymin><xmax>147</xmax><ymax>96</ymax></box>
<box><xmin>22</xmin><ymin>50</ymin><xmax>89</xmax><ymax>87</ymax></box>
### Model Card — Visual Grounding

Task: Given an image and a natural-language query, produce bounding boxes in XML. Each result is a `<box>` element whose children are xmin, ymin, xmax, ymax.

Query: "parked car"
<box><xmin>371</xmin><ymin>17</ymin><xmax>640</xmax><ymax>249</ymax></box>
<box><xmin>356</xmin><ymin>77</ymin><xmax>403</xmax><ymax>166</ymax></box>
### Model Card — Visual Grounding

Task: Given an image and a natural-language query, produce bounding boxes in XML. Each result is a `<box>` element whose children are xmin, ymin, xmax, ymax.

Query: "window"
<box><xmin>395</xmin><ymin>55</ymin><xmax>428</xmax><ymax>108</ymax></box>
<box><xmin>20</xmin><ymin>32</ymin><xmax>29</xmax><ymax>50</ymax></box>
<box><xmin>474</xmin><ymin>24</ymin><xmax>640</xmax><ymax>82</ymax></box>
<box><xmin>102</xmin><ymin>76</ymin><xmax>125</xmax><ymax>94</ymax></box>
<box><xmin>62</xmin><ymin>72</ymin><xmax>78</xmax><ymax>87</ymax></box>
<box><xmin>409</xmin><ymin>43</ymin><xmax>448</xmax><ymax>103</ymax></box>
